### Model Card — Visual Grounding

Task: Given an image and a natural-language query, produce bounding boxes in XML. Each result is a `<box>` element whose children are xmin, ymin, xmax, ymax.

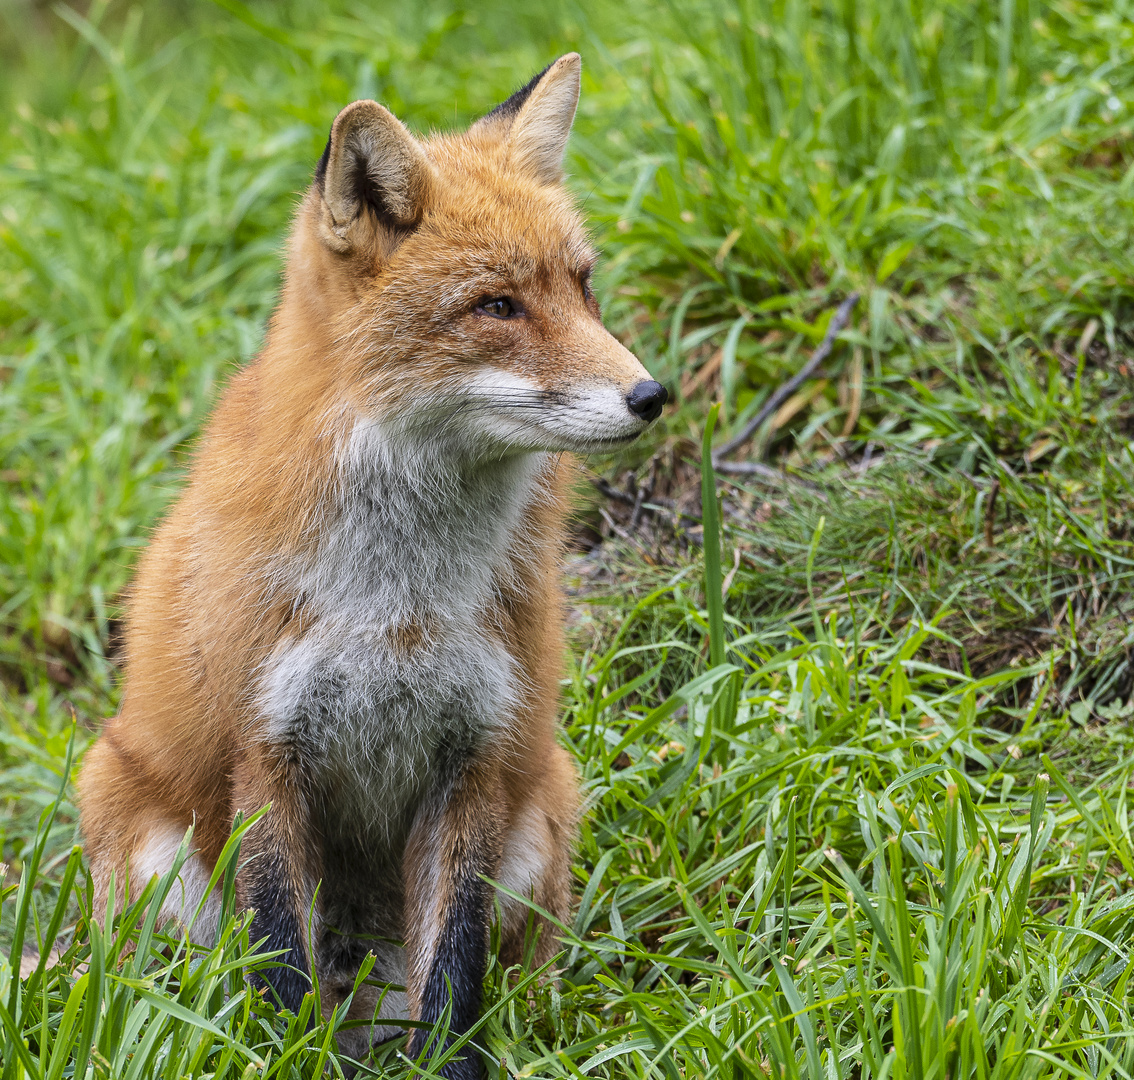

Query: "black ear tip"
<box><xmin>313</xmin><ymin>128</ymin><xmax>332</xmax><ymax>191</ymax></box>
<box><xmin>482</xmin><ymin>61</ymin><xmax>556</xmax><ymax>124</ymax></box>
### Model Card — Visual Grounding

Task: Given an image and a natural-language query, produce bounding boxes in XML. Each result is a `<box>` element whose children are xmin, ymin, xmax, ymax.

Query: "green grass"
<box><xmin>3</xmin><ymin>0</ymin><xmax>1134</xmax><ymax>1076</ymax></box>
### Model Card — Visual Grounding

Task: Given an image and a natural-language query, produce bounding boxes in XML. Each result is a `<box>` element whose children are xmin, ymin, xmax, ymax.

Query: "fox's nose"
<box><xmin>626</xmin><ymin>380</ymin><xmax>668</xmax><ymax>423</ymax></box>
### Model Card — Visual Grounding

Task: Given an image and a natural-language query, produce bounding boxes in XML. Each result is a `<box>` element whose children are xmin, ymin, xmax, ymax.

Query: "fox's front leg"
<box><xmin>234</xmin><ymin>749</ymin><xmax>320</xmax><ymax>1015</ymax></box>
<box><xmin>404</xmin><ymin>755</ymin><xmax>504</xmax><ymax>1080</ymax></box>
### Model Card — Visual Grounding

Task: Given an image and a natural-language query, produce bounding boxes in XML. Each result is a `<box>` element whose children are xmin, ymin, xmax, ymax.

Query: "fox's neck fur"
<box><xmin>309</xmin><ymin>417</ymin><xmax>549</xmax><ymax>627</ymax></box>
<box><xmin>249</xmin><ymin>235</ymin><xmax>556</xmax><ymax>629</ymax></box>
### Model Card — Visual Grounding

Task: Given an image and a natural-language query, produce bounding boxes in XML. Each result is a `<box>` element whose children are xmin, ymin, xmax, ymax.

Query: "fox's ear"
<box><xmin>314</xmin><ymin>100</ymin><xmax>433</xmax><ymax>254</ymax></box>
<box><xmin>476</xmin><ymin>53</ymin><xmax>581</xmax><ymax>184</ymax></box>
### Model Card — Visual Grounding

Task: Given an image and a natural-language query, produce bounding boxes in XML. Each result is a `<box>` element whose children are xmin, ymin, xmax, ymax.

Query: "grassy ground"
<box><xmin>3</xmin><ymin>0</ymin><xmax>1134</xmax><ymax>1076</ymax></box>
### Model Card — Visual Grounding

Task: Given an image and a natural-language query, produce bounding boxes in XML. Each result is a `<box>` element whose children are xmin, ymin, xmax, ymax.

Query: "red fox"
<box><xmin>77</xmin><ymin>53</ymin><xmax>665</xmax><ymax>1077</ymax></box>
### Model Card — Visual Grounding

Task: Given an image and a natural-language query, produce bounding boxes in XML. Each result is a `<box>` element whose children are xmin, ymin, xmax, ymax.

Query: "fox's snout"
<box><xmin>626</xmin><ymin>379</ymin><xmax>668</xmax><ymax>423</ymax></box>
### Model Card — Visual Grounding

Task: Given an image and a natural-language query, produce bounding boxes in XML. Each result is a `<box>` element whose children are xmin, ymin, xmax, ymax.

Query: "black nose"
<box><xmin>625</xmin><ymin>380</ymin><xmax>668</xmax><ymax>423</ymax></box>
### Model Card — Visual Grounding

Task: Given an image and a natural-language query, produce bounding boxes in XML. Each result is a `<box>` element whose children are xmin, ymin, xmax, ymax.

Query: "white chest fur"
<box><xmin>257</xmin><ymin>418</ymin><xmax>548</xmax><ymax>836</ymax></box>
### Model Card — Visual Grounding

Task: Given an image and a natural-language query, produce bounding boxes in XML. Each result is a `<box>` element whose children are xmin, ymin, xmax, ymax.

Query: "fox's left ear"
<box><xmin>475</xmin><ymin>53</ymin><xmax>581</xmax><ymax>184</ymax></box>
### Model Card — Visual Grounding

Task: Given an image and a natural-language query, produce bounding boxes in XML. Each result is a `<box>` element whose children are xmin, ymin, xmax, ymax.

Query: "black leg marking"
<box><xmin>409</xmin><ymin>867</ymin><xmax>491</xmax><ymax>1080</ymax></box>
<box><xmin>247</xmin><ymin>856</ymin><xmax>311</xmax><ymax>1014</ymax></box>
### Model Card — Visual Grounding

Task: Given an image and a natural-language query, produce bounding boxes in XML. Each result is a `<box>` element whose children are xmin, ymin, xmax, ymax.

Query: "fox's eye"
<box><xmin>581</xmin><ymin>277</ymin><xmax>593</xmax><ymax>301</ymax></box>
<box><xmin>478</xmin><ymin>297</ymin><xmax>515</xmax><ymax>319</ymax></box>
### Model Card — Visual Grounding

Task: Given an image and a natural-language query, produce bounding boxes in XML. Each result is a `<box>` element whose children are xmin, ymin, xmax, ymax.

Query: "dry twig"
<box><xmin>712</xmin><ymin>291</ymin><xmax>860</xmax><ymax>465</ymax></box>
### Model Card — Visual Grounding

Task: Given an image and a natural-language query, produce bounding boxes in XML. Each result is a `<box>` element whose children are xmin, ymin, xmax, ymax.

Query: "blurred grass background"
<box><xmin>3</xmin><ymin>0</ymin><xmax>1134</xmax><ymax>1076</ymax></box>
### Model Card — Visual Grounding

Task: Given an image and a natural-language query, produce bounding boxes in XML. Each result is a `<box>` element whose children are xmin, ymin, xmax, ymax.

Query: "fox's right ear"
<box><xmin>314</xmin><ymin>100</ymin><xmax>433</xmax><ymax>255</ymax></box>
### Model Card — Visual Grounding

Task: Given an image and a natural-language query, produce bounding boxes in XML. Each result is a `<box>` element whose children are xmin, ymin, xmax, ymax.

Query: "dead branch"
<box><xmin>712</xmin><ymin>291</ymin><xmax>860</xmax><ymax>465</ymax></box>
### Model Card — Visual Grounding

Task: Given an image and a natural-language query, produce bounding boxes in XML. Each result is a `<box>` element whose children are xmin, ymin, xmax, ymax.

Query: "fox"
<box><xmin>76</xmin><ymin>52</ymin><xmax>666</xmax><ymax>1077</ymax></box>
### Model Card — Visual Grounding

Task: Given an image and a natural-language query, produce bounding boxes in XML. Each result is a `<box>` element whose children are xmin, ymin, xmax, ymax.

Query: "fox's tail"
<box><xmin>14</xmin><ymin>945</ymin><xmax>65</xmax><ymax>978</ymax></box>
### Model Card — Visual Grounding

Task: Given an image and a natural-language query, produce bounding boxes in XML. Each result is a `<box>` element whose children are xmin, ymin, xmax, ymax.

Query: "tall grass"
<box><xmin>591</xmin><ymin>0</ymin><xmax>1134</xmax><ymax>325</ymax></box>
<box><xmin>582</xmin><ymin>0</ymin><xmax>1134</xmax><ymax>714</ymax></box>
<box><xmin>7</xmin><ymin>557</ymin><xmax>1134</xmax><ymax>1075</ymax></box>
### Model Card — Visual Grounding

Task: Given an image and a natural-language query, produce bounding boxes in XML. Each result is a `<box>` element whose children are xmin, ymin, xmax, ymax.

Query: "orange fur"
<box><xmin>78</xmin><ymin>54</ymin><xmax>662</xmax><ymax>1074</ymax></box>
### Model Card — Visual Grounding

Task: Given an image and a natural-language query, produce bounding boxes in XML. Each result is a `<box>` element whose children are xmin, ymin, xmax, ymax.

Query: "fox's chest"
<box><xmin>254</xmin><ymin>437</ymin><xmax>544</xmax><ymax>831</ymax></box>
<box><xmin>259</xmin><ymin>615</ymin><xmax>517</xmax><ymax>830</ymax></box>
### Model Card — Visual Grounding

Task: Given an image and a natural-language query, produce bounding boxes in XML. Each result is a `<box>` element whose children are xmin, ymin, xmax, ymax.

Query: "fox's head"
<box><xmin>288</xmin><ymin>54</ymin><xmax>666</xmax><ymax>459</ymax></box>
